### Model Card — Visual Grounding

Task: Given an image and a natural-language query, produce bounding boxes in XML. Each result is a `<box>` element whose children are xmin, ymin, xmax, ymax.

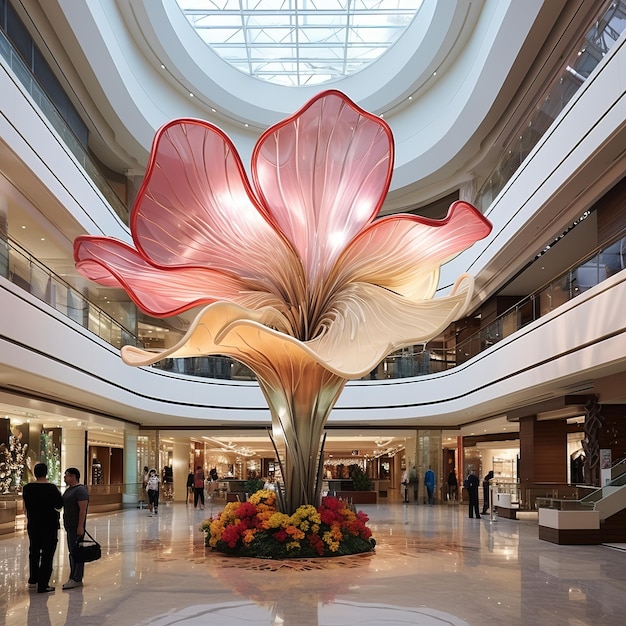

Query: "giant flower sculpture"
<box><xmin>74</xmin><ymin>90</ymin><xmax>491</xmax><ymax>515</ymax></box>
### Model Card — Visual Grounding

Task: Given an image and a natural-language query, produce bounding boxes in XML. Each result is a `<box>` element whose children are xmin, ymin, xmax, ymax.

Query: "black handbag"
<box><xmin>73</xmin><ymin>529</ymin><xmax>102</xmax><ymax>563</ymax></box>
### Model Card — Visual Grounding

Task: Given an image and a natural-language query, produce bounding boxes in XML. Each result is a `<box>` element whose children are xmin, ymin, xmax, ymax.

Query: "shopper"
<box><xmin>482</xmin><ymin>470</ymin><xmax>494</xmax><ymax>514</ymax></box>
<box><xmin>193</xmin><ymin>466</ymin><xmax>205</xmax><ymax>509</ymax></box>
<box><xmin>186</xmin><ymin>470</ymin><xmax>194</xmax><ymax>505</ymax></box>
<box><xmin>447</xmin><ymin>468</ymin><xmax>458</xmax><ymax>501</ymax></box>
<box><xmin>62</xmin><ymin>467</ymin><xmax>89</xmax><ymax>589</ymax></box>
<box><xmin>424</xmin><ymin>465</ymin><xmax>435</xmax><ymax>505</ymax></box>
<box><xmin>146</xmin><ymin>468</ymin><xmax>160</xmax><ymax>516</ymax></box>
<box><xmin>466</xmin><ymin>470</ymin><xmax>481</xmax><ymax>518</ymax></box>
<box><xmin>22</xmin><ymin>462</ymin><xmax>63</xmax><ymax>593</ymax></box>
<box><xmin>141</xmin><ymin>465</ymin><xmax>149</xmax><ymax>507</ymax></box>
<box><xmin>162</xmin><ymin>465</ymin><xmax>173</xmax><ymax>500</ymax></box>
<box><xmin>400</xmin><ymin>469</ymin><xmax>409</xmax><ymax>503</ymax></box>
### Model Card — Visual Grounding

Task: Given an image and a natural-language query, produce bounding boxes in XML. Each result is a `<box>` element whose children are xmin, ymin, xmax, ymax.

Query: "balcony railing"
<box><xmin>4</xmin><ymin>228</ymin><xmax>620</xmax><ymax>382</ymax></box>
<box><xmin>475</xmin><ymin>0</ymin><xmax>626</xmax><ymax>211</ymax></box>
<box><xmin>2</xmin><ymin>237</ymin><xmax>137</xmax><ymax>350</ymax></box>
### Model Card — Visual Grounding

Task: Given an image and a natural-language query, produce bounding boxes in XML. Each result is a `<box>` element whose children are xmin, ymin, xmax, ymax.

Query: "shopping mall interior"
<box><xmin>1</xmin><ymin>0</ymin><xmax>626</xmax><ymax>624</ymax></box>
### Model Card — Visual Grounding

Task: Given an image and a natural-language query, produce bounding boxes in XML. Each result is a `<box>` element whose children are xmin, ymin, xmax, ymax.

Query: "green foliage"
<box><xmin>244</xmin><ymin>477</ymin><xmax>265</xmax><ymax>494</ymax></box>
<box><xmin>40</xmin><ymin>431</ymin><xmax>61</xmax><ymax>486</ymax></box>
<box><xmin>349</xmin><ymin>464</ymin><xmax>372</xmax><ymax>491</ymax></box>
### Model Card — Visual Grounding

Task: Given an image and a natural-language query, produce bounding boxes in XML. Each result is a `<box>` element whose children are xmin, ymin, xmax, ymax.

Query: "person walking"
<box><xmin>186</xmin><ymin>470</ymin><xmax>194</xmax><ymax>505</ymax></box>
<box><xmin>162</xmin><ymin>466</ymin><xmax>173</xmax><ymax>500</ymax></box>
<box><xmin>141</xmin><ymin>465</ymin><xmax>149</xmax><ymax>508</ymax></box>
<box><xmin>146</xmin><ymin>468</ymin><xmax>160</xmax><ymax>516</ymax></box>
<box><xmin>401</xmin><ymin>469</ymin><xmax>409</xmax><ymax>503</ymax></box>
<box><xmin>193</xmin><ymin>466</ymin><xmax>205</xmax><ymax>509</ymax></box>
<box><xmin>482</xmin><ymin>470</ymin><xmax>494</xmax><ymax>515</ymax></box>
<box><xmin>424</xmin><ymin>465</ymin><xmax>435</xmax><ymax>505</ymax></box>
<box><xmin>62</xmin><ymin>467</ymin><xmax>89</xmax><ymax>589</ymax></box>
<box><xmin>466</xmin><ymin>470</ymin><xmax>481</xmax><ymax>518</ymax></box>
<box><xmin>447</xmin><ymin>468</ymin><xmax>458</xmax><ymax>501</ymax></box>
<box><xmin>22</xmin><ymin>462</ymin><xmax>63</xmax><ymax>593</ymax></box>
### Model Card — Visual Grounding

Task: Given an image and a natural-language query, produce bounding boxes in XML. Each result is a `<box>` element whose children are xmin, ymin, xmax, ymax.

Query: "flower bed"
<box><xmin>202</xmin><ymin>490</ymin><xmax>375</xmax><ymax>559</ymax></box>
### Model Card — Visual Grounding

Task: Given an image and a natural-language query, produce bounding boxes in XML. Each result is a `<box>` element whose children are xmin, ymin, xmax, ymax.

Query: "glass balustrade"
<box><xmin>2</xmin><ymin>232</ymin><xmax>623</xmax><ymax>382</ymax></box>
<box><xmin>4</xmin><ymin>238</ymin><xmax>137</xmax><ymax>351</ymax></box>
<box><xmin>475</xmin><ymin>0</ymin><xmax>626</xmax><ymax>212</ymax></box>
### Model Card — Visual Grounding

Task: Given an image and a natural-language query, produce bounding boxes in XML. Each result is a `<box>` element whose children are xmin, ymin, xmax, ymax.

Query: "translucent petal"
<box><xmin>332</xmin><ymin>201</ymin><xmax>492</xmax><ymax>301</ymax></box>
<box><xmin>75</xmin><ymin>236</ymin><xmax>251</xmax><ymax>317</ymax></box>
<box><xmin>252</xmin><ymin>90</ymin><xmax>393</xmax><ymax>285</ymax></box>
<box><xmin>131</xmin><ymin>119</ymin><xmax>301</xmax><ymax>291</ymax></box>
<box><xmin>120</xmin><ymin>303</ymin><xmax>329</xmax><ymax>374</ymax></box>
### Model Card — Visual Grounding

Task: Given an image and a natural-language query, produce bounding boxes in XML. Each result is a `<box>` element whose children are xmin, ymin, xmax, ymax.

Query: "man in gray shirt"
<box><xmin>61</xmin><ymin>467</ymin><xmax>89</xmax><ymax>589</ymax></box>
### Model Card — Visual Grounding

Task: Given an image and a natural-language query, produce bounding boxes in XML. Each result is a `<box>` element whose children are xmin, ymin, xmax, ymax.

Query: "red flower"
<box><xmin>320</xmin><ymin>509</ymin><xmax>336</xmax><ymax>525</ymax></box>
<box><xmin>235</xmin><ymin>501</ymin><xmax>258</xmax><ymax>520</ymax></box>
<box><xmin>221</xmin><ymin>524</ymin><xmax>242</xmax><ymax>549</ymax></box>
<box><xmin>274</xmin><ymin>529</ymin><xmax>287</xmax><ymax>542</ymax></box>
<box><xmin>308</xmin><ymin>533</ymin><xmax>325</xmax><ymax>556</ymax></box>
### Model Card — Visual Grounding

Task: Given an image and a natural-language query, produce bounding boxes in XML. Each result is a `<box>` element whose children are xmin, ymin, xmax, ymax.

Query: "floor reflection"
<box><xmin>1</xmin><ymin>502</ymin><xmax>626</xmax><ymax>625</ymax></box>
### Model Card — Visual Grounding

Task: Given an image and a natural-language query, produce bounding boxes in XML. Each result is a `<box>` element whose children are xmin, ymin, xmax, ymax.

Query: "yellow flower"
<box><xmin>267</xmin><ymin>512</ymin><xmax>290</xmax><ymax>529</ymax></box>
<box><xmin>322</xmin><ymin>531</ymin><xmax>340</xmax><ymax>552</ymax></box>
<box><xmin>249</xmin><ymin>489</ymin><xmax>277</xmax><ymax>507</ymax></box>
<box><xmin>286</xmin><ymin>541</ymin><xmax>301</xmax><ymax>551</ymax></box>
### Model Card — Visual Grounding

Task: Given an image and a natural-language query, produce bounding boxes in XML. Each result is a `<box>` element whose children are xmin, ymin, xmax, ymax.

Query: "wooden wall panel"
<box><xmin>596</xmin><ymin>175</ymin><xmax>626</xmax><ymax>244</ymax></box>
<box><xmin>519</xmin><ymin>417</ymin><xmax>567</xmax><ymax>484</ymax></box>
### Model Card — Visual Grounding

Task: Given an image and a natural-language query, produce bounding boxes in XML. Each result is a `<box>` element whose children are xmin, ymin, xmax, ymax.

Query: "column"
<box><xmin>173</xmin><ymin>441</ymin><xmax>190</xmax><ymax>503</ymax></box>
<box><xmin>123</xmin><ymin>431</ymin><xmax>138</xmax><ymax>507</ymax></box>
<box><xmin>61</xmin><ymin>427</ymin><xmax>87</xmax><ymax>484</ymax></box>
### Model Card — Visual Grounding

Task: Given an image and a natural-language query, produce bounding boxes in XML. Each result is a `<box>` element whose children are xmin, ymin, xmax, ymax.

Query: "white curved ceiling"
<box><xmin>39</xmin><ymin>0</ymin><xmax>555</xmax><ymax>212</ymax></box>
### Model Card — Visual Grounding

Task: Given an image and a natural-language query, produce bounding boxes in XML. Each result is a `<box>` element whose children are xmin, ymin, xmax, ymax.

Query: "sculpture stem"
<box><xmin>257</xmin><ymin>368</ymin><xmax>347</xmax><ymax>514</ymax></box>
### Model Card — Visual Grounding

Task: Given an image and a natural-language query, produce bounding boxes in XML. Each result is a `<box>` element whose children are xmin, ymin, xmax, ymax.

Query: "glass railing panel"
<box><xmin>7</xmin><ymin>244</ymin><xmax>31</xmax><ymax>290</ymax></box>
<box><xmin>476</xmin><ymin>0</ymin><xmax>626</xmax><ymax>213</ymax></box>
<box><xmin>29</xmin><ymin>262</ymin><xmax>50</xmax><ymax>302</ymax></box>
<box><xmin>50</xmin><ymin>274</ymin><xmax>71</xmax><ymax>317</ymax></box>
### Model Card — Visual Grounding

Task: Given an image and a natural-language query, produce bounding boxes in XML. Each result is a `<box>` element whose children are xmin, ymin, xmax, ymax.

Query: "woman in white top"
<box><xmin>146</xmin><ymin>469</ymin><xmax>160</xmax><ymax>517</ymax></box>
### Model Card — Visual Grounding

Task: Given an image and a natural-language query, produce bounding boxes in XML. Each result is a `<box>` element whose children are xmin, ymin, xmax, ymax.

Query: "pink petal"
<box><xmin>74</xmin><ymin>236</ymin><xmax>248</xmax><ymax>317</ymax></box>
<box><xmin>131</xmin><ymin>119</ymin><xmax>298</xmax><ymax>288</ymax></box>
<box><xmin>252</xmin><ymin>90</ymin><xmax>393</xmax><ymax>285</ymax></box>
<box><xmin>332</xmin><ymin>201</ymin><xmax>492</xmax><ymax>300</ymax></box>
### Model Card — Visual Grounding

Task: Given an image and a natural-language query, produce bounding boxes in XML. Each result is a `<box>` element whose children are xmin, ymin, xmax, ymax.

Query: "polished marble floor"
<box><xmin>2</xmin><ymin>497</ymin><xmax>626</xmax><ymax>626</ymax></box>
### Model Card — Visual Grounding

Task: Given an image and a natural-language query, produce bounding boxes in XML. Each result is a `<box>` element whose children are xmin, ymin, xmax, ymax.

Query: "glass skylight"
<box><xmin>176</xmin><ymin>1</ymin><xmax>423</xmax><ymax>86</ymax></box>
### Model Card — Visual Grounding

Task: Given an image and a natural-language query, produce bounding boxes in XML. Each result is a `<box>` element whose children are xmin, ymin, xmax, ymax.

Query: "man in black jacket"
<box><xmin>466</xmin><ymin>470</ymin><xmax>481</xmax><ymax>518</ymax></box>
<box><xmin>482</xmin><ymin>470</ymin><xmax>494</xmax><ymax>515</ymax></box>
<box><xmin>23</xmin><ymin>463</ymin><xmax>63</xmax><ymax>593</ymax></box>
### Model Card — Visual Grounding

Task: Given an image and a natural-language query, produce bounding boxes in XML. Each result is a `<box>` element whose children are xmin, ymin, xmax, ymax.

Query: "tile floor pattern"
<box><xmin>1</xmin><ymin>499</ymin><xmax>626</xmax><ymax>625</ymax></box>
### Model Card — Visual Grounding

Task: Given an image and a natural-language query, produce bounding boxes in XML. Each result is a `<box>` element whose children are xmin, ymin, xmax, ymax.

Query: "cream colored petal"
<box><xmin>306</xmin><ymin>275</ymin><xmax>474</xmax><ymax>377</ymax></box>
<box><xmin>121</xmin><ymin>303</ymin><xmax>291</xmax><ymax>366</ymax></box>
<box><xmin>122</xmin><ymin>276</ymin><xmax>472</xmax><ymax>379</ymax></box>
